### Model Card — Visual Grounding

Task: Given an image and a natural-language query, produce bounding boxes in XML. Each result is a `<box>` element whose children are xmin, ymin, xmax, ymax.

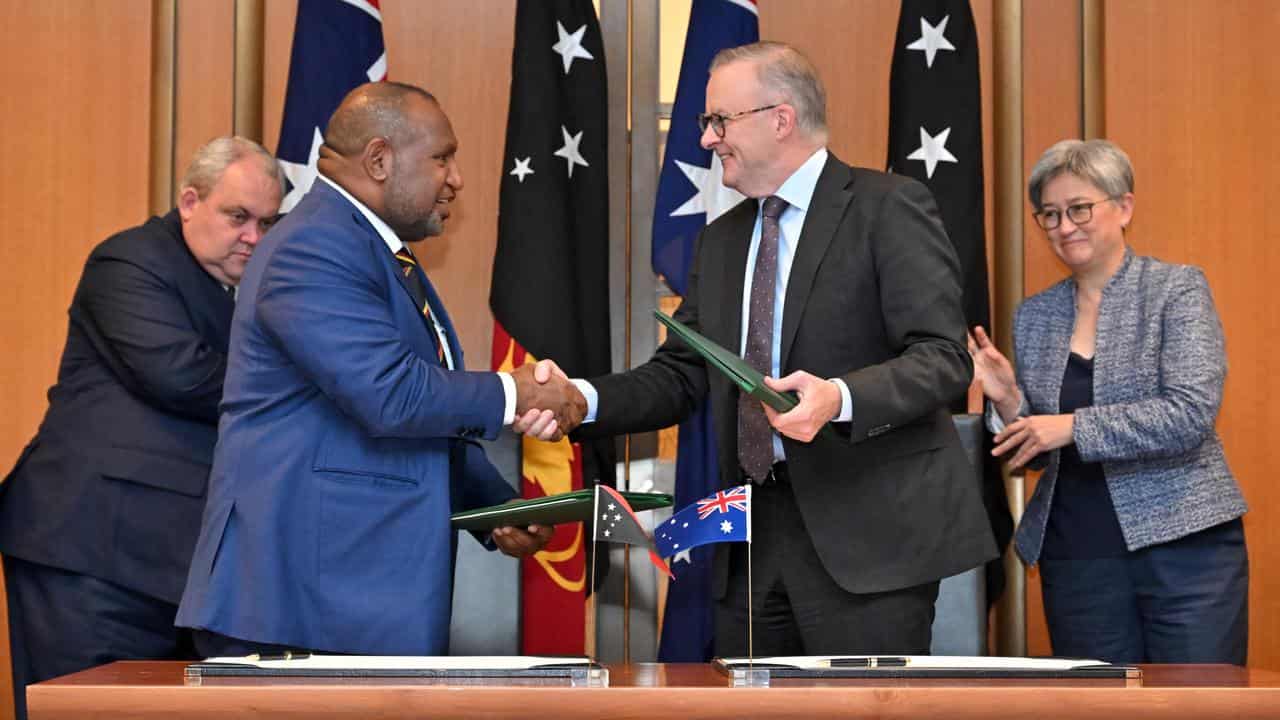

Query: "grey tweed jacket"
<box><xmin>989</xmin><ymin>250</ymin><xmax>1247</xmax><ymax>566</ymax></box>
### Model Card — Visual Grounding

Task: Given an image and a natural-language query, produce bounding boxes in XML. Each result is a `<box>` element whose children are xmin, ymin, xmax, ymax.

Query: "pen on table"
<box><xmin>248</xmin><ymin>651</ymin><xmax>311</xmax><ymax>662</ymax></box>
<box><xmin>825</xmin><ymin>656</ymin><xmax>909</xmax><ymax>668</ymax></box>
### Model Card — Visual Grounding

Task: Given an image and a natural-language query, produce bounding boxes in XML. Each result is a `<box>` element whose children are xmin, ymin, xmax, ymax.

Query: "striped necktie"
<box><xmin>393</xmin><ymin>247</ymin><xmax>447</xmax><ymax>365</ymax></box>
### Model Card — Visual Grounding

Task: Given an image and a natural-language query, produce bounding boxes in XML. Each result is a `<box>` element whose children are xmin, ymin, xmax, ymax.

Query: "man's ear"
<box><xmin>775</xmin><ymin>104</ymin><xmax>798</xmax><ymax>139</ymax></box>
<box><xmin>363</xmin><ymin>137</ymin><xmax>393</xmax><ymax>182</ymax></box>
<box><xmin>176</xmin><ymin>186</ymin><xmax>200</xmax><ymax>221</ymax></box>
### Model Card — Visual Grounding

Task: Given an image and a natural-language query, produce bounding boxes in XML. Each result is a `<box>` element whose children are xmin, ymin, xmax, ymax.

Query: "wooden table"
<box><xmin>27</xmin><ymin>661</ymin><xmax>1280</xmax><ymax>719</ymax></box>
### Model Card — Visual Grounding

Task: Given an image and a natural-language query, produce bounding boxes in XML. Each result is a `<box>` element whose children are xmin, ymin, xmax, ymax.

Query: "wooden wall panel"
<box><xmin>173</xmin><ymin>0</ymin><xmax>236</xmax><ymax>188</ymax></box>
<box><xmin>0</xmin><ymin>4</ymin><xmax>155</xmax><ymax>718</ymax></box>
<box><xmin>1019</xmin><ymin>0</ymin><xmax>1083</xmax><ymax>659</ymax></box>
<box><xmin>262</xmin><ymin>0</ymin><xmax>297</xmax><ymax>155</ymax></box>
<box><xmin>381</xmin><ymin>2</ymin><xmax>516</xmax><ymax>367</ymax></box>
<box><xmin>1104</xmin><ymin>0</ymin><xmax>1280</xmax><ymax>670</ymax></box>
<box><xmin>261</xmin><ymin>1</ymin><xmax>514</xmax><ymax>368</ymax></box>
<box><xmin>759</xmin><ymin>1</ymin><xmax>898</xmax><ymax>169</ymax></box>
<box><xmin>0</xmin><ymin>3</ymin><xmax>154</xmax><ymax>474</ymax></box>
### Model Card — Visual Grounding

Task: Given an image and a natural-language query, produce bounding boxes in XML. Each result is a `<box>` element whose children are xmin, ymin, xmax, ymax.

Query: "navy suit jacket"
<box><xmin>176</xmin><ymin>180</ymin><xmax>513</xmax><ymax>655</ymax></box>
<box><xmin>0</xmin><ymin>211</ymin><xmax>233</xmax><ymax>604</ymax></box>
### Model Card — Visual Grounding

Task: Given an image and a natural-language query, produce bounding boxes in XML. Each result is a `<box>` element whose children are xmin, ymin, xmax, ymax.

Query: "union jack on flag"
<box><xmin>655</xmin><ymin>485</ymin><xmax>751</xmax><ymax>560</ymax></box>
<box><xmin>696</xmin><ymin>487</ymin><xmax>750</xmax><ymax>520</ymax></box>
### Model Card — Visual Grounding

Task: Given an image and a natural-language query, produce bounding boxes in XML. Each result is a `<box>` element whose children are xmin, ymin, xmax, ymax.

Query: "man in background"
<box><xmin>0</xmin><ymin>137</ymin><xmax>284</xmax><ymax>719</ymax></box>
<box><xmin>177</xmin><ymin>82</ymin><xmax>580</xmax><ymax>657</ymax></box>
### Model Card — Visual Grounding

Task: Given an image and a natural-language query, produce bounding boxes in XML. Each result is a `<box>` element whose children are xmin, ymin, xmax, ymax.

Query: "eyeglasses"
<box><xmin>1033</xmin><ymin>197</ymin><xmax>1120</xmax><ymax>230</ymax></box>
<box><xmin>696</xmin><ymin>104</ymin><xmax>781</xmax><ymax>138</ymax></box>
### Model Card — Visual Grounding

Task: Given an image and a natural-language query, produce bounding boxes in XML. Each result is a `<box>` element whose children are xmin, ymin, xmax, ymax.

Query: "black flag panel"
<box><xmin>490</xmin><ymin>0</ymin><xmax>614</xmax><ymax>486</ymax></box>
<box><xmin>887</xmin><ymin>0</ymin><xmax>989</xmax><ymax>332</ymax></box>
<box><xmin>887</xmin><ymin>0</ymin><xmax>1012</xmax><ymax>606</ymax></box>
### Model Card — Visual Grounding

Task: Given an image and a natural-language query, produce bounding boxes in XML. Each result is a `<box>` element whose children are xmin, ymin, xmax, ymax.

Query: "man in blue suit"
<box><xmin>0</xmin><ymin>137</ymin><xmax>284</xmax><ymax>719</ymax></box>
<box><xmin>176</xmin><ymin>82</ymin><xmax>583</xmax><ymax>657</ymax></box>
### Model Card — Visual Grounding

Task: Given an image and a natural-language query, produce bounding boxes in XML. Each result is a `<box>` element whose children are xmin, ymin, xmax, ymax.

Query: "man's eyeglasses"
<box><xmin>1033</xmin><ymin>197</ymin><xmax>1119</xmax><ymax>230</ymax></box>
<box><xmin>696</xmin><ymin>104</ymin><xmax>781</xmax><ymax>139</ymax></box>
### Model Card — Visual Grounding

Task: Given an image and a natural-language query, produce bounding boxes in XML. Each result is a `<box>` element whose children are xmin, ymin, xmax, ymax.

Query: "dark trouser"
<box><xmin>714</xmin><ymin>473</ymin><xmax>939</xmax><ymax>657</ymax></box>
<box><xmin>1039</xmin><ymin>518</ymin><xmax>1248</xmax><ymax>665</ymax></box>
<box><xmin>4</xmin><ymin>555</ymin><xmax>193</xmax><ymax>720</ymax></box>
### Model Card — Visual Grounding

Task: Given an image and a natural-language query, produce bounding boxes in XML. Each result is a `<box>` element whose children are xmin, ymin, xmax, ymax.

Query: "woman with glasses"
<box><xmin>970</xmin><ymin>139</ymin><xmax>1248</xmax><ymax>665</ymax></box>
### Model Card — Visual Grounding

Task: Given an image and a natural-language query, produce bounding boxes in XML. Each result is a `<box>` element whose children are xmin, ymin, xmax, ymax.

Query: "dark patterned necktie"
<box><xmin>737</xmin><ymin>195</ymin><xmax>788</xmax><ymax>483</ymax></box>
<box><xmin>394</xmin><ymin>247</ymin><xmax>446</xmax><ymax>365</ymax></box>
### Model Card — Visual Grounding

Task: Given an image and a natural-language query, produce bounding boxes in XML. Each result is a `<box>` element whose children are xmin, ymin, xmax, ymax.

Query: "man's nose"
<box><xmin>699</xmin><ymin>123</ymin><xmax>720</xmax><ymax>150</ymax></box>
<box><xmin>448</xmin><ymin>159</ymin><xmax>464</xmax><ymax>192</ymax></box>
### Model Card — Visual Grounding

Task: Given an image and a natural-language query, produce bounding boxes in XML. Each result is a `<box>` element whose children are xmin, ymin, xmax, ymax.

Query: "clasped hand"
<box><xmin>509</xmin><ymin>359</ymin><xmax>587</xmax><ymax>441</ymax></box>
<box><xmin>761</xmin><ymin>370</ymin><xmax>841</xmax><ymax>442</ymax></box>
<box><xmin>490</xmin><ymin>523</ymin><xmax>555</xmax><ymax>558</ymax></box>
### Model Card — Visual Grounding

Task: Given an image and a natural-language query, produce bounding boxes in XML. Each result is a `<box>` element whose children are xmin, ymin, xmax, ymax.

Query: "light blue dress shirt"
<box><xmin>577</xmin><ymin>148</ymin><xmax>853</xmax><ymax>461</ymax></box>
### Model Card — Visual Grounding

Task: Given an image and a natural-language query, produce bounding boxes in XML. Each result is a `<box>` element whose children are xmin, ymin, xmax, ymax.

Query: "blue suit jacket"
<box><xmin>176</xmin><ymin>181</ymin><xmax>513</xmax><ymax>654</ymax></box>
<box><xmin>0</xmin><ymin>211</ymin><xmax>232</xmax><ymax>605</ymax></box>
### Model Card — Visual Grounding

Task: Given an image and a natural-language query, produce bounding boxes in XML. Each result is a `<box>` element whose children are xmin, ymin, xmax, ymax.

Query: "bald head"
<box><xmin>324</xmin><ymin>81</ymin><xmax>439</xmax><ymax>157</ymax></box>
<box><xmin>316</xmin><ymin>81</ymin><xmax>463</xmax><ymax>242</ymax></box>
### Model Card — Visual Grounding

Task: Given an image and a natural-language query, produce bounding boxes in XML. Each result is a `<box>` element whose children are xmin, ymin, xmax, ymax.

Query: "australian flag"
<box><xmin>653</xmin><ymin>0</ymin><xmax>757</xmax><ymax>665</ymax></box>
<box><xmin>655</xmin><ymin>486</ymin><xmax>751</xmax><ymax>559</ymax></box>
<box><xmin>276</xmin><ymin>0</ymin><xmax>386</xmax><ymax>212</ymax></box>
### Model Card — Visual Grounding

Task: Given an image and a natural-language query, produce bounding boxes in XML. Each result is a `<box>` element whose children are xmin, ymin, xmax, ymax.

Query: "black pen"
<box><xmin>827</xmin><ymin>656</ymin><xmax>909</xmax><ymax>668</ymax></box>
<box><xmin>250</xmin><ymin>651</ymin><xmax>311</xmax><ymax>662</ymax></box>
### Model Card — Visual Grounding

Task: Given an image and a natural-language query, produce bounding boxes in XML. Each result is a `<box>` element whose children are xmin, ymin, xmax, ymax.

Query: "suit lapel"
<box><xmin>720</xmin><ymin>201</ymin><xmax>757</xmax><ymax>349</ymax></box>
<box><xmin>780</xmin><ymin>155</ymin><xmax>853</xmax><ymax>369</ymax></box>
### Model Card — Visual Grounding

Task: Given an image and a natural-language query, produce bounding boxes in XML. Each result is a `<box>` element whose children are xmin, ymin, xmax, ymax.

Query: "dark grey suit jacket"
<box><xmin>587</xmin><ymin>154</ymin><xmax>997</xmax><ymax>595</ymax></box>
<box><xmin>0</xmin><ymin>211</ymin><xmax>233</xmax><ymax>604</ymax></box>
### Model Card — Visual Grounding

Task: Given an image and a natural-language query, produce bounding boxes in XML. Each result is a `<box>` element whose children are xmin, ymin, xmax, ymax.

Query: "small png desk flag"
<box><xmin>593</xmin><ymin>485</ymin><xmax>672</xmax><ymax>579</ymax></box>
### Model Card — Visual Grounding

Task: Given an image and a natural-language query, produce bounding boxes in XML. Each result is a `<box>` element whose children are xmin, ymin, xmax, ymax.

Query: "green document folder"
<box><xmin>654</xmin><ymin>310</ymin><xmax>799</xmax><ymax>412</ymax></box>
<box><xmin>451</xmin><ymin>489</ymin><xmax>673</xmax><ymax>531</ymax></box>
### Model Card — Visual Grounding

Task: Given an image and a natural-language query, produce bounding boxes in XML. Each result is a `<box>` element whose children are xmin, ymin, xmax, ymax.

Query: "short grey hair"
<box><xmin>710</xmin><ymin>41</ymin><xmax>828</xmax><ymax>139</ymax></box>
<box><xmin>1028</xmin><ymin>139</ymin><xmax>1134</xmax><ymax>210</ymax></box>
<box><xmin>180</xmin><ymin>136</ymin><xmax>284</xmax><ymax>200</ymax></box>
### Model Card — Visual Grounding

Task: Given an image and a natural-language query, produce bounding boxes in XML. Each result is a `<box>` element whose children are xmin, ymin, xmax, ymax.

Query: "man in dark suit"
<box><xmin>0</xmin><ymin>137</ymin><xmax>284</xmax><ymax>719</ymax></box>
<box><xmin>176</xmin><ymin>82</ymin><xmax>583</xmax><ymax>658</ymax></box>
<box><xmin>566</xmin><ymin>42</ymin><xmax>997</xmax><ymax>655</ymax></box>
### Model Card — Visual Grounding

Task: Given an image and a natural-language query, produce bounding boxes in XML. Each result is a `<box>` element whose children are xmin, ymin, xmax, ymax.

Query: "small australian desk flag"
<box><xmin>655</xmin><ymin>485</ymin><xmax>752</xmax><ymax>561</ymax></box>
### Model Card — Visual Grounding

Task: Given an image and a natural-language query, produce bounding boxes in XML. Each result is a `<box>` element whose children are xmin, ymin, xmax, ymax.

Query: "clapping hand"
<box><xmin>992</xmin><ymin>414</ymin><xmax>1075</xmax><ymax>470</ymax></box>
<box><xmin>969</xmin><ymin>326</ymin><xmax>1021</xmax><ymax>422</ymax></box>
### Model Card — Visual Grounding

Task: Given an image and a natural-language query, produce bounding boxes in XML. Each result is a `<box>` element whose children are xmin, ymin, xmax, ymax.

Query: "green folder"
<box><xmin>654</xmin><ymin>310</ymin><xmax>799</xmax><ymax>412</ymax></box>
<box><xmin>451</xmin><ymin>489</ymin><xmax>673</xmax><ymax>531</ymax></box>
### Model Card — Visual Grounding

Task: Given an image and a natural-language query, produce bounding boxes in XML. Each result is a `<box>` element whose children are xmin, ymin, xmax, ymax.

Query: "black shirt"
<box><xmin>1041</xmin><ymin>352</ymin><xmax>1129</xmax><ymax>559</ymax></box>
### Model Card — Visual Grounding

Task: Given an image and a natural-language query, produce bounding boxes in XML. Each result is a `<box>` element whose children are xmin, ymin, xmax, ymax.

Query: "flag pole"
<box><xmin>747</xmin><ymin>539</ymin><xmax>754</xmax><ymax>667</ymax></box>
<box><xmin>590</xmin><ymin>485</ymin><xmax>600</xmax><ymax>664</ymax></box>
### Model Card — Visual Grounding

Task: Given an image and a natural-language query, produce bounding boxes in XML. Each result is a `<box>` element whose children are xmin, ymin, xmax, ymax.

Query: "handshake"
<box><xmin>509</xmin><ymin>359</ymin><xmax>587</xmax><ymax>442</ymax></box>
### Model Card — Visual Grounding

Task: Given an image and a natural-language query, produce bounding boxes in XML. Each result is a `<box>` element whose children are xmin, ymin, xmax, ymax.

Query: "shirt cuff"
<box><xmin>830</xmin><ymin>378</ymin><xmax>853</xmax><ymax>422</ymax></box>
<box><xmin>573</xmin><ymin>379</ymin><xmax>598</xmax><ymax>423</ymax></box>
<box><xmin>498</xmin><ymin>372</ymin><xmax>516</xmax><ymax>426</ymax></box>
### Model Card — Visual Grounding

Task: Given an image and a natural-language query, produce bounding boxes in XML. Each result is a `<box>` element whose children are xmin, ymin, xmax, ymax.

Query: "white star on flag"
<box><xmin>613</xmin><ymin>514</ymin><xmax>621</xmax><ymax>521</ymax></box>
<box><xmin>278</xmin><ymin>127</ymin><xmax>325</xmax><ymax>212</ymax></box>
<box><xmin>509</xmin><ymin>156</ymin><xmax>534</xmax><ymax>183</ymax></box>
<box><xmin>669</xmin><ymin>155</ymin><xmax>744</xmax><ymax>222</ymax></box>
<box><xmin>906</xmin><ymin>15</ymin><xmax>956</xmax><ymax>68</ymax></box>
<box><xmin>554</xmin><ymin>126</ymin><xmax>589</xmax><ymax>178</ymax></box>
<box><xmin>551</xmin><ymin>21</ymin><xmax>594</xmax><ymax>74</ymax></box>
<box><xmin>906</xmin><ymin>126</ymin><xmax>958</xmax><ymax>179</ymax></box>
<box><xmin>720</xmin><ymin>520</ymin><xmax>734</xmax><ymax>534</ymax></box>
<box><xmin>603</xmin><ymin>529</ymin><xmax>611</xmax><ymax>537</ymax></box>
<box><xmin>672</xmin><ymin>549</ymin><xmax>692</xmax><ymax>565</ymax></box>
